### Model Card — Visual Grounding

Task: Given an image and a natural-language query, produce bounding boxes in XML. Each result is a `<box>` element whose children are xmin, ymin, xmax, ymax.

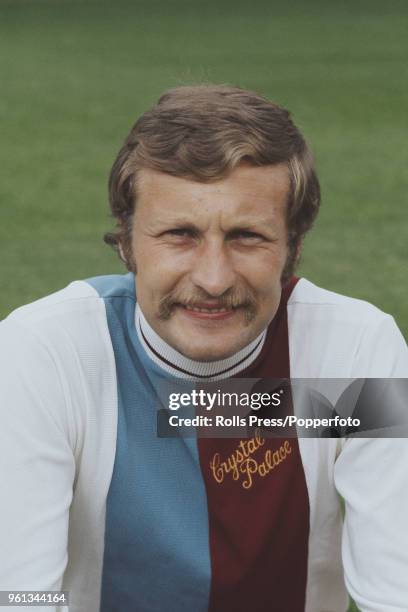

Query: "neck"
<box><xmin>135</xmin><ymin>304</ymin><xmax>266</xmax><ymax>381</ymax></box>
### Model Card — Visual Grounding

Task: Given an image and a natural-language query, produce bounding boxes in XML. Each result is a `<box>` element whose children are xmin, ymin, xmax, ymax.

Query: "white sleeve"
<box><xmin>334</xmin><ymin>315</ymin><xmax>408</xmax><ymax>612</ymax></box>
<box><xmin>0</xmin><ymin>320</ymin><xmax>75</xmax><ymax>612</ymax></box>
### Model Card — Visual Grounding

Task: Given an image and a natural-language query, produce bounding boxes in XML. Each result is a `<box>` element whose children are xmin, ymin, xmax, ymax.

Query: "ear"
<box><xmin>295</xmin><ymin>238</ymin><xmax>304</xmax><ymax>264</ymax></box>
<box><xmin>118</xmin><ymin>242</ymin><xmax>127</xmax><ymax>263</ymax></box>
<box><xmin>118</xmin><ymin>240</ymin><xmax>137</xmax><ymax>274</ymax></box>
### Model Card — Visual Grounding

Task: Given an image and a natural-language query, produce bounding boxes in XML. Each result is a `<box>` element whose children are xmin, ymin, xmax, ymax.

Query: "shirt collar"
<box><xmin>135</xmin><ymin>303</ymin><xmax>266</xmax><ymax>381</ymax></box>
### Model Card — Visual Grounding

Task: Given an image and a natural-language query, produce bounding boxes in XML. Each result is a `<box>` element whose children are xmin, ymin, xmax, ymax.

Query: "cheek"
<box><xmin>135</xmin><ymin>246</ymin><xmax>188</xmax><ymax>300</ymax></box>
<box><xmin>138</xmin><ymin>266</ymin><xmax>178</xmax><ymax>298</ymax></box>
<box><xmin>236</xmin><ymin>250</ymin><xmax>286</xmax><ymax>289</ymax></box>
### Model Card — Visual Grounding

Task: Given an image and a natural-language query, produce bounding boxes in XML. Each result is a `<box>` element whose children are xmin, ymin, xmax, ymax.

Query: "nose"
<box><xmin>190</xmin><ymin>238</ymin><xmax>236</xmax><ymax>297</ymax></box>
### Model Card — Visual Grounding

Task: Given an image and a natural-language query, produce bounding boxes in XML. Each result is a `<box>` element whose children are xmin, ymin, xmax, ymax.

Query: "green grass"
<box><xmin>1</xmin><ymin>2</ymin><xmax>408</xmax><ymax>605</ymax></box>
<box><xmin>0</xmin><ymin>0</ymin><xmax>407</xmax><ymax>346</ymax></box>
<box><xmin>2</xmin><ymin>1</ymin><xmax>407</xmax><ymax>609</ymax></box>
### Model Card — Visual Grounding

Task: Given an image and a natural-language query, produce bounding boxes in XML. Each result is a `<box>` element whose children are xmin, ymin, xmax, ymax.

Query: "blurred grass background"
<box><xmin>1</xmin><ymin>1</ymin><xmax>407</xmax><ymax>609</ymax></box>
<box><xmin>0</xmin><ymin>0</ymin><xmax>407</xmax><ymax>344</ymax></box>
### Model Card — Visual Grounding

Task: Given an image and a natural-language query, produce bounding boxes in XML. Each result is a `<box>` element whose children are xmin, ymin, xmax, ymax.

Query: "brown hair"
<box><xmin>104</xmin><ymin>84</ymin><xmax>320</xmax><ymax>283</ymax></box>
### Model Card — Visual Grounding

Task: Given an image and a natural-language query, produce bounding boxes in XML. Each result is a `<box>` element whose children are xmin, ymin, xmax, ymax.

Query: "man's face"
<box><xmin>131</xmin><ymin>162</ymin><xmax>290</xmax><ymax>361</ymax></box>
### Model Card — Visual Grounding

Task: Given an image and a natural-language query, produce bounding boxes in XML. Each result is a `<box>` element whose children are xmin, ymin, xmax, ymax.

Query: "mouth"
<box><xmin>177</xmin><ymin>302</ymin><xmax>238</xmax><ymax>320</ymax></box>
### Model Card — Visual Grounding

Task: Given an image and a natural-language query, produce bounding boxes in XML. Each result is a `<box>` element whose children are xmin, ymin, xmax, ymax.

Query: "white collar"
<box><xmin>135</xmin><ymin>303</ymin><xmax>266</xmax><ymax>381</ymax></box>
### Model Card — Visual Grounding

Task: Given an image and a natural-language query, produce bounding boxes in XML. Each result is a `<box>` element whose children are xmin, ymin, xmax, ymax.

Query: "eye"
<box><xmin>229</xmin><ymin>230</ymin><xmax>265</xmax><ymax>242</ymax></box>
<box><xmin>167</xmin><ymin>228</ymin><xmax>194</xmax><ymax>237</ymax></box>
<box><xmin>161</xmin><ymin>227</ymin><xmax>198</xmax><ymax>241</ymax></box>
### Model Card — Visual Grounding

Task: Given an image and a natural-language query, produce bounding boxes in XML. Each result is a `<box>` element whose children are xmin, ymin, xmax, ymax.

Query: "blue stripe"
<box><xmin>85</xmin><ymin>274</ymin><xmax>211</xmax><ymax>612</ymax></box>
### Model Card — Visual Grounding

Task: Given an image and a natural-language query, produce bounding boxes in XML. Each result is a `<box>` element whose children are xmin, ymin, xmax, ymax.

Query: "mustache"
<box><xmin>157</xmin><ymin>286</ymin><xmax>258</xmax><ymax>324</ymax></box>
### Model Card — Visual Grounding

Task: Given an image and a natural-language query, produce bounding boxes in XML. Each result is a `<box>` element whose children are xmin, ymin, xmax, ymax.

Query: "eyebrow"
<box><xmin>152</xmin><ymin>215</ymin><xmax>279</xmax><ymax>230</ymax></box>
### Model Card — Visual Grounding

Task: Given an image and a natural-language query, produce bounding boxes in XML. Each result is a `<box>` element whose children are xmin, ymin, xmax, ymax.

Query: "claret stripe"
<box><xmin>197</xmin><ymin>277</ymin><xmax>311</xmax><ymax>612</ymax></box>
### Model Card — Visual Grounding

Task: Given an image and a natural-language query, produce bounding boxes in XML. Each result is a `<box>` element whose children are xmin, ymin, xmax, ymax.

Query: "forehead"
<box><xmin>135</xmin><ymin>163</ymin><xmax>290</xmax><ymax>220</ymax></box>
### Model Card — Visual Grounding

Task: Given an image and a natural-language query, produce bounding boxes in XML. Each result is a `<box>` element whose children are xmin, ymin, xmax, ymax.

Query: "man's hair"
<box><xmin>104</xmin><ymin>84</ymin><xmax>320</xmax><ymax>283</ymax></box>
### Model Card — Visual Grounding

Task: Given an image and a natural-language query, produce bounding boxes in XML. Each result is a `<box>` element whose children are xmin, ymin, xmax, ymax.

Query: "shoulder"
<box><xmin>289</xmin><ymin>278</ymin><xmax>389</xmax><ymax>325</ymax></box>
<box><xmin>0</xmin><ymin>274</ymin><xmax>135</xmax><ymax>385</ymax></box>
<box><xmin>288</xmin><ymin>278</ymin><xmax>408</xmax><ymax>377</ymax></box>
<box><xmin>0</xmin><ymin>274</ymin><xmax>128</xmax><ymax>442</ymax></box>
<box><xmin>4</xmin><ymin>272</ymin><xmax>135</xmax><ymax>323</ymax></box>
<box><xmin>1</xmin><ymin>279</ymin><xmax>104</xmax><ymax>356</ymax></box>
<box><xmin>2</xmin><ymin>272</ymin><xmax>135</xmax><ymax>339</ymax></box>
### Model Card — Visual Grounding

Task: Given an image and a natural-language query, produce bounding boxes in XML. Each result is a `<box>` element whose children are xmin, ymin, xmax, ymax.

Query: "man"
<box><xmin>0</xmin><ymin>85</ymin><xmax>407</xmax><ymax>612</ymax></box>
